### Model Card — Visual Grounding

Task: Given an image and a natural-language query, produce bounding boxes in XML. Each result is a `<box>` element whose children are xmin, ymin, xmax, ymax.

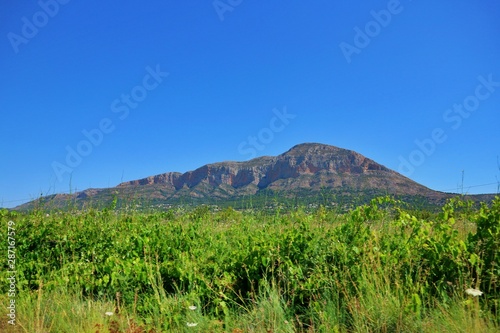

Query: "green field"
<box><xmin>1</xmin><ymin>196</ymin><xmax>499</xmax><ymax>332</ymax></box>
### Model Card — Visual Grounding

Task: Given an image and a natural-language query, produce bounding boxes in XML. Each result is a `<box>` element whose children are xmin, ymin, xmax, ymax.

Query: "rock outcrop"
<box><xmin>17</xmin><ymin>142</ymin><xmax>492</xmax><ymax>210</ymax></box>
<box><xmin>117</xmin><ymin>143</ymin><xmax>434</xmax><ymax>196</ymax></box>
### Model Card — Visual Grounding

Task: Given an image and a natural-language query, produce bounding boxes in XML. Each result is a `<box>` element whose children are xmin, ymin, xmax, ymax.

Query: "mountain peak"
<box><xmin>282</xmin><ymin>143</ymin><xmax>350</xmax><ymax>156</ymax></box>
<box><xmin>17</xmin><ymin>142</ymin><xmax>465</xmax><ymax>210</ymax></box>
<box><xmin>115</xmin><ymin>142</ymin><xmax>431</xmax><ymax>196</ymax></box>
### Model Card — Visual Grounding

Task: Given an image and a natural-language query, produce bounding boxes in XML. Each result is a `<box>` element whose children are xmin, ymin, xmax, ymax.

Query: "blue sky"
<box><xmin>1</xmin><ymin>0</ymin><xmax>499</xmax><ymax>208</ymax></box>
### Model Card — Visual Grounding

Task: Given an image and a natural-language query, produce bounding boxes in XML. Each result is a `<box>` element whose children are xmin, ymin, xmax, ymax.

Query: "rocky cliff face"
<box><xmin>117</xmin><ymin>143</ymin><xmax>432</xmax><ymax>196</ymax></box>
<box><xmin>18</xmin><ymin>142</ymin><xmax>487</xmax><ymax>211</ymax></box>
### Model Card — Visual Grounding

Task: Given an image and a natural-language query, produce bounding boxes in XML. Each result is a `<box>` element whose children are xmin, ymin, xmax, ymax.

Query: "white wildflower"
<box><xmin>105</xmin><ymin>311</ymin><xmax>114</xmax><ymax>316</ymax></box>
<box><xmin>465</xmin><ymin>288</ymin><xmax>483</xmax><ymax>297</ymax></box>
<box><xmin>189</xmin><ymin>305</ymin><xmax>197</xmax><ymax>310</ymax></box>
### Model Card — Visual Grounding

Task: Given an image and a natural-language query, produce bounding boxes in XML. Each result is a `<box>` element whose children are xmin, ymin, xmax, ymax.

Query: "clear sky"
<box><xmin>1</xmin><ymin>0</ymin><xmax>499</xmax><ymax>208</ymax></box>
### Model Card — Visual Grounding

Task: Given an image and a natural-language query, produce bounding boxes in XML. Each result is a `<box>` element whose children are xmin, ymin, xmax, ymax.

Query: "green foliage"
<box><xmin>468</xmin><ymin>197</ymin><xmax>500</xmax><ymax>304</ymax></box>
<box><xmin>1</xmin><ymin>196</ymin><xmax>499</xmax><ymax>331</ymax></box>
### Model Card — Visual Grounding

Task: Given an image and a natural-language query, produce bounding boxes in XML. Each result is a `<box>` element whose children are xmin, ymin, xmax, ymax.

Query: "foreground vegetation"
<box><xmin>1</xmin><ymin>196</ymin><xmax>499</xmax><ymax>332</ymax></box>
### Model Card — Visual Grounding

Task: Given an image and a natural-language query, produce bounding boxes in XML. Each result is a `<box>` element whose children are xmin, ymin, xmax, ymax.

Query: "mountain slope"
<box><xmin>118</xmin><ymin>143</ymin><xmax>434</xmax><ymax>195</ymax></box>
<box><xmin>15</xmin><ymin>143</ymin><xmax>492</xmax><ymax>210</ymax></box>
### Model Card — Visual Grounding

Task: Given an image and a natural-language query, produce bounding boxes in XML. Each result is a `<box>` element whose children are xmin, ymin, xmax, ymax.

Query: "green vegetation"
<box><xmin>1</xmin><ymin>196</ymin><xmax>499</xmax><ymax>332</ymax></box>
<box><xmin>19</xmin><ymin>185</ymin><xmax>471</xmax><ymax>213</ymax></box>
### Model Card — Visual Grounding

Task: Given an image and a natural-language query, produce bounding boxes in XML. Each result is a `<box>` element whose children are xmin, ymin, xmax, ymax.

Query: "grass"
<box><xmin>1</xmin><ymin>274</ymin><xmax>496</xmax><ymax>332</ymax></box>
<box><xmin>0</xmin><ymin>196</ymin><xmax>499</xmax><ymax>332</ymax></box>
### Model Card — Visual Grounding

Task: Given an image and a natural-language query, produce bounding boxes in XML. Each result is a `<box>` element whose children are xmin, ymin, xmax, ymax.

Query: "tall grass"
<box><xmin>0</xmin><ymin>196</ymin><xmax>498</xmax><ymax>332</ymax></box>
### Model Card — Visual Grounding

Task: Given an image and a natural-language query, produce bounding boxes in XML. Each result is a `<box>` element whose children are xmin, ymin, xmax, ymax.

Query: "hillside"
<box><xmin>15</xmin><ymin>143</ymin><xmax>495</xmax><ymax>210</ymax></box>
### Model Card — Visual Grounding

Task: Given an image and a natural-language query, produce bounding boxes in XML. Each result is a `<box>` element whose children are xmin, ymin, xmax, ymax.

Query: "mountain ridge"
<box><xmin>116</xmin><ymin>143</ymin><xmax>432</xmax><ymax>196</ymax></box>
<box><xmin>14</xmin><ymin>143</ymin><xmax>496</xmax><ymax>210</ymax></box>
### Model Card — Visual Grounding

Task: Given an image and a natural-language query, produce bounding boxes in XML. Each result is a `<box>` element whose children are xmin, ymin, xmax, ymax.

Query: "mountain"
<box><xmin>118</xmin><ymin>143</ymin><xmax>435</xmax><ymax>196</ymax></box>
<box><xmin>15</xmin><ymin>143</ymin><xmax>495</xmax><ymax>210</ymax></box>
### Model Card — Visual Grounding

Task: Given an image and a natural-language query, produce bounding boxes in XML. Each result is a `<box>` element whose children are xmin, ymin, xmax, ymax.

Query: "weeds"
<box><xmin>0</xmin><ymin>196</ymin><xmax>498</xmax><ymax>332</ymax></box>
